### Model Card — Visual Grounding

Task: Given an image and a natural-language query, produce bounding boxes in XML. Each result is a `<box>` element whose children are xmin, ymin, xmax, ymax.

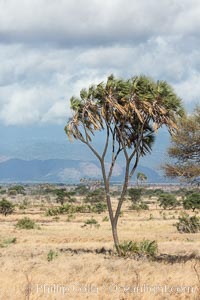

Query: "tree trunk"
<box><xmin>111</xmin><ymin>222</ymin><xmax>121</xmax><ymax>255</ymax></box>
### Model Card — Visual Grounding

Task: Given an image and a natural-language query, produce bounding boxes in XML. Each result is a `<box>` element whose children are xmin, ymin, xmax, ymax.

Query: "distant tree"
<box><xmin>0</xmin><ymin>199</ymin><xmax>14</xmax><ymax>216</ymax></box>
<box><xmin>74</xmin><ymin>185</ymin><xmax>89</xmax><ymax>196</ymax></box>
<box><xmin>158</xmin><ymin>193</ymin><xmax>178</xmax><ymax>210</ymax></box>
<box><xmin>183</xmin><ymin>192</ymin><xmax>200</xmax><ymax>211</ymax></box>
<box><xmin>54</xmin><ymin>189</ymin><xmax>75</xmax><ymax>205</ymax></box>
<box><xmin>65</xmin><ymin>74</ymin><xmax>184</xmax><ymax>254</ymax></box>
<box><xmin>128</xmin><ymin>188</ymin><xmax>143</xmax><ymax>204</ymax></box>
<box><xmin>8</xmin><ymin>185</ymin><xmax>25</xmax><ymax>195</ymax></box>
<box><xmin>136</xmin><ymin>172</ymin><xmax>147</xmax><ymax>186</ymax></box>
<box><xmin>84</xmin><ymin>189</ymin><xmax>105</xmax><ymax>203</ymax></box>
<box><xmin>163</xmin><ymin>106</ymin><xmax>200</xmax><ymax>185</ymax></box>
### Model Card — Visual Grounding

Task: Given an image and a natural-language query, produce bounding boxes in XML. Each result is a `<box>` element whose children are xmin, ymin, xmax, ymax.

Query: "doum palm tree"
<box><xmin>65</xmin><ymin>74</ymin><xmax>184</xmax><ymax>255</ymax></box>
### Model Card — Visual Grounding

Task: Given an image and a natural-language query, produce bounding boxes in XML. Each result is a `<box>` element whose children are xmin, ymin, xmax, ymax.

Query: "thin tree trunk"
<box><xmin>111</xmin><ymin>222</ymin><xmax>121</xmax><ymax>254</ymax></box>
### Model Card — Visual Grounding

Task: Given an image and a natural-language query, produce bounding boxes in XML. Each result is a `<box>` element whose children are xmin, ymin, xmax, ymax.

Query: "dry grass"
<box><xmin>0</xmin><ymin>198</ymin><xmax>200</xmax><ymax>300</ymax></box>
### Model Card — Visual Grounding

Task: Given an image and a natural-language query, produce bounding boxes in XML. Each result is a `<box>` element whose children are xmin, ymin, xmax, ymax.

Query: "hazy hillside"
<box><xmin>0</xmin><ymin>158</ymin><xmax>167</xmax><ymax>183</ymax></box>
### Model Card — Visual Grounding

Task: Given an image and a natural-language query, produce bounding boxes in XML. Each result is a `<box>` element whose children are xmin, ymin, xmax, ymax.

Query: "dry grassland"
<box><xmin>0</xmin><ymin>198</ymin><xmax>200</xmax><ymax>300</ymax></box>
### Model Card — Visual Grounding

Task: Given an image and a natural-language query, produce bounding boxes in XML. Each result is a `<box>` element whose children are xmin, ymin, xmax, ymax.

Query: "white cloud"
<box><xmin>174</xmin><ymin>72</ymin><xmax>200</xmax><ymax>103</ymax></box>
<box><xmin>0</xmin><ymin>0</ymin><xmax>200</xmax><ymax>126</ymax></box>
<box><xmin>0</xmin><ymin>0</ymin><xmax>200</xmax><ymax>46</ymax></box>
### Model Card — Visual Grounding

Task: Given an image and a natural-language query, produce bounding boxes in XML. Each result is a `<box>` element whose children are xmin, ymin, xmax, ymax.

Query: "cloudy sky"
<box><xmin>0</xmin><ymin>0</ymin><xmax>200</xmax><ymax>163</ymax></box>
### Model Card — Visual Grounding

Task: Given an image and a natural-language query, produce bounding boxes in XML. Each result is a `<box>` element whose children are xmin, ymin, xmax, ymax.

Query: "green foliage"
<box><xmin>84</xmin><ymin>189</ymin><xmax>105</xmax><ymax>204</ymax></box>
<box><xmin>175</xmin><ymin>212</ymin><xmax>200</xmax><ymax>233</ymax></box>
<box><xmin>54</xmin><ymin>189</ymin><xmax>76</xmax><ymax>205</ymax></box>
<box><xmin>74</xmin><ymin>185</ymin><xmax>89</xmax><ymax>196</ymax></box>
<box><xmin>164</xmin><ymin>106</ymin><xmax>200</xmax><ymax>184</ymax></box>
<box><xmin>18</xmin><ymin>198</ymin><xmax>30</xmax><ymax>210</ymax></box>
<box><xmin>130</xmin><ymin>201</ymin><xmax>149</xmax><ymax>211</ymax></box>
<box><xmin>65</xmin><ymin>74</ymin><xmax>184</xmax><ymax>254</ymax></box>
<box><xmin>66</xmin><ymin>214</ymin><xmax>75</xmax><ymax>222</ymax></box>
<box><xmin>137</xmin><ymin>172</ymin><xmax>147</xmax><ymax>184</ymax></box>
<box><xmin>8</xmin><ymin>185</ymin><xmax>25</xmax><ymax>195</ymax></box>
<box><xmin>143</xmin><ymin>189</ymin><xmax>164</xmax><ymax>198</ymax></box>
<box><xmin>0</xmin><ymin>237</ymin><xmax>16</xmax><ymax>248</ymax></box>
<box><xmin>0</xmin><ymin>198</ymin><xmax>14</xmax><ymax>216</ymax></box>
<box><xmin>118</xmin><ymin>240</ymin><xmax>158</xmax><ymax>257</ymax></box>
<box><xmin>128</xmin><ymin>188</ymin><xmax>143</xmax><ymax>204</ymax></box>
<box><xmin>149</xmin><ymin>213</ymin><xmax>154</xmax><ymax>220</ymax></box>
<box><xmin>45</xmin><ymin>202</ymin><xmax>107</xmax><ymax>216</ymax></box>
<box><xmin>158</xmin><ymin>193</ymin><xmax>178</xmax><ymax>209</ymax></box>
<box><xmin>16</xmin><ymin>217</ymin><xmax>38</xmax><ymax>230</ymax></box>
<box><xmin>102</xmin><ymin>216</ymin><xmax>109</xmax><ymax>222</ymax></box>
<box><xmin>47</xmin><ymin>250</ymin><xmax>58</xmax><ymax>262</ymax></box>
<box><xmin>139</xmin><ymin>240</ymin><xmax>158</xmax><ymax>256</ymax></box>
<box><xmin>52</xmin><ymin>216</ymin><xmax>60</xmax><ymax>222</ymax></box>
<box><xmin>183</xmin><ymin>192</ymin><xmax>200</xmax><ymax>211</ymax></box>
<box><xmin>91</xmin><ymin>202</ymin><xmax>107</xmax><ymax>213</ymax></box>
<box><xmin>0</xmin><ymin>189</ymin><xmax>6</xmax><ymax>195</ymax></box>
<box><xmin>84</xmin><ymin>217</ymin><xmax>100</xmax><ymax>228</ymax></box>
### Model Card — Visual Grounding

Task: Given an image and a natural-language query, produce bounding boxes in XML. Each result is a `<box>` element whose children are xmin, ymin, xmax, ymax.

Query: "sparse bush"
<box><xmin>84</xmin><ymin>217</ymin><xmax>100</xmax><ymax>228</ymax></box>
<box><xmin>0</xmin><ymin>189</ymin><xmax>6</xmax><ymax>195</ymax></box>
<box><xmin>128</xmin><ymin>188</ymin><xmax>143</xmax><ymax>204</ymax></box>
<box><xmin>175</xmin><ymin>213</ymin><xmax>200</xmax><ymax>233</ymax></box>
<box><xmin>8</xmin><ymin>185</ymin><xmax>25</xmax><ymax>195</ymax></box>
<box><xmin>139</xmin><ymin>240</ymin><xmax>158</xmax><ymax>256</ymax></box>
<box><xmin>118</xmin><ymin>240</ymin><xmax>139</xmax><ymax>256</ymax></box>
<box><xmin>52</xmin><ymin>216</ymin><xmax>60</xmax><ymax>222</ymax></box>
<box><xmin>0</xmin><ymin>198</ymin><xmax>14</xmax><ymax>216</ymax></box>
<box><xmin>16</xmin><ymin>217</ymin><xmax>38</xmax><ymax>230</ymax></box>
<box><xmin>0</xmin><ymin>237</ymin><xmax>16</xmax><ymax>248</ymax></box>
<box><xmin>158</xmin><ymin>193</ymin><xmax>178</xmax><ymax>210</ymax></box>
<box><xmin>149</xmin><ymin>213</ymin><xmax>154</xmax><ymax>220</ymax></box>
<box><xmin>183</xmin><ymin>192</ymin><xmax>200</xmax><ymax>212</ymax></box>
<box><xmin>84</xmin><ymin>189</ymin><xmax>105</xmax><ymax>204</ymax></box>
<box><xmin>102</xmin><ymin>216</ymin><xmax>109</xmax><ymax>222</ymax></box>
<box><xmin>130</xmin><ymin>201</ymin><xmax>149</xmax><ymax>211</ymax></box>
<box><xmin>66</xmin><ymin>214</ymin><xmax>75</xmax><ymax>222</ymax></box>
<box><xmin>118</xmin><ymin>240</ymin><xmax>158</xmax><ymax>257</ymax></box>
<box><xmin>47</xmin><ymin>250</ymin><xmax>58</xmax><ymax>262</ymax></box>
<box><xmin>45</xmin><ymin>207</ymin><xmax>59</xmax><ymax>216</ymax></box>
<box><xmin>92</xmin><ymin>202</ymin><xmax>107</xmax><ymax>213</ymax></box>
<box><xmin>74</xmin><ymin>185</ymin><xmax>89</xmax><ymax>196</ymax></box>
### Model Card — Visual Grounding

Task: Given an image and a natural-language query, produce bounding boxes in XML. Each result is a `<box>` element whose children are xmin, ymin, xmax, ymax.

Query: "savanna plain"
<box><xmin>0</xmin><ymin>185</ymin><xmax>200</xmax><ymax>300</ymax></box>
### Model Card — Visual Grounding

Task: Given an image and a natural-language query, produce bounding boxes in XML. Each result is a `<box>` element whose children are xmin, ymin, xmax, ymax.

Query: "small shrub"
<box><xmin>84</xmin><ymin>217</ymin><xmax>100</xmax><ymax>228</ymax></box>
<box><xmin>45</xmin><ymin>207</ymin><xmax>59</xmax><ymax>216</ymax></box>
<box><xmin>130</xmin><ymin>201</ymin><xmax>149</xmax><ymax>211</ymax></box>
<box><xmin>16</xmin><ymin>217</ymin><xmax>37</xmax><ymax>230</ymax></box>
<box><xmin>92</xmin><ymin>202</ymin><xmax>107</xmax><ymax>214</ymax></box>
<box><xmin>18</xmin><ymin>204</ymin><xmax>27</xmax><ymax>210</ymax></box>
<box><xmin>47</xmin><ymin>250</ymin><xmax>58</xmax><ymax>262</ymax></box>
<box><xmin>139</xmin><ymin>240</ymin><xmax>158</xmax><ymax>256</ymax></box>
<box><xmin>0</xmin><ymin>237</ymin><xmax>16</xmax><ymax>248</ymax></box>
<box><xmin>183</xmin><ymin>192</ymin><xmax>200</xmax><ymax>211</ymax></box>
<box><xmin>102</xmin><ymin>216</ymin><xmax>109</xmax><ymax>222</ymax></box>
<box><xmin>128</xmin><ymin>188</ymin><xmax>143</xmax><ymax>204</ymax></box>
<box><xmin>84</xmin><ymin>189</ymin><xmax>105</xmax><ymax>204</ymax></box>
<box><xmin>158</xmin><ymin>193</ymin><xmax>178</xmax><ymax>210</ymax></box>
<box><xmin>66</xmin><ymin>214</ymin><xmax>75</xmax><ymax>222</ymax></box>
<box><xmin>118</xmin><ymin>240</ymin><xmax>139</xmax><ymax>256</ymax></box>
<box><xmin>149</xmin><ymin>213</ymin><xmax>154</xmax><ymax>220</ymax></box>
<box><xmin>139</xmin><ymin>202</ymin><xmax>149</xmax><ymax>210</ymax></box>
<box><xmin>118</xmin><ymin>240</ymin><xmax>157</xmax><ymax>257</ymax></box>
<box><xmin>175</xmin><ymin>213</ymin><xmax>200</xmax><ymax>233</ymax></box>
<box><xmin>130</xmin><ymin>203</ymin><xmax>140</xmax><ymax>211</ymax></box>
<box><xmin>52</xmin><ymin>216</ymin><xmax>60</xmax><ymax>222</ymax></box>
<box><xmin>0</xmin><ymin>199</ymin><xmax>14</xmax><ymax>216</ymax></box>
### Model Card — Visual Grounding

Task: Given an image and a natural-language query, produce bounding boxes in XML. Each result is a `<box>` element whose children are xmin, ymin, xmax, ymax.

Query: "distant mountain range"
<box><xmin>0</xmin><ymin>158</ymin><xmax>171</xmax><ymax>183</ymax></box>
